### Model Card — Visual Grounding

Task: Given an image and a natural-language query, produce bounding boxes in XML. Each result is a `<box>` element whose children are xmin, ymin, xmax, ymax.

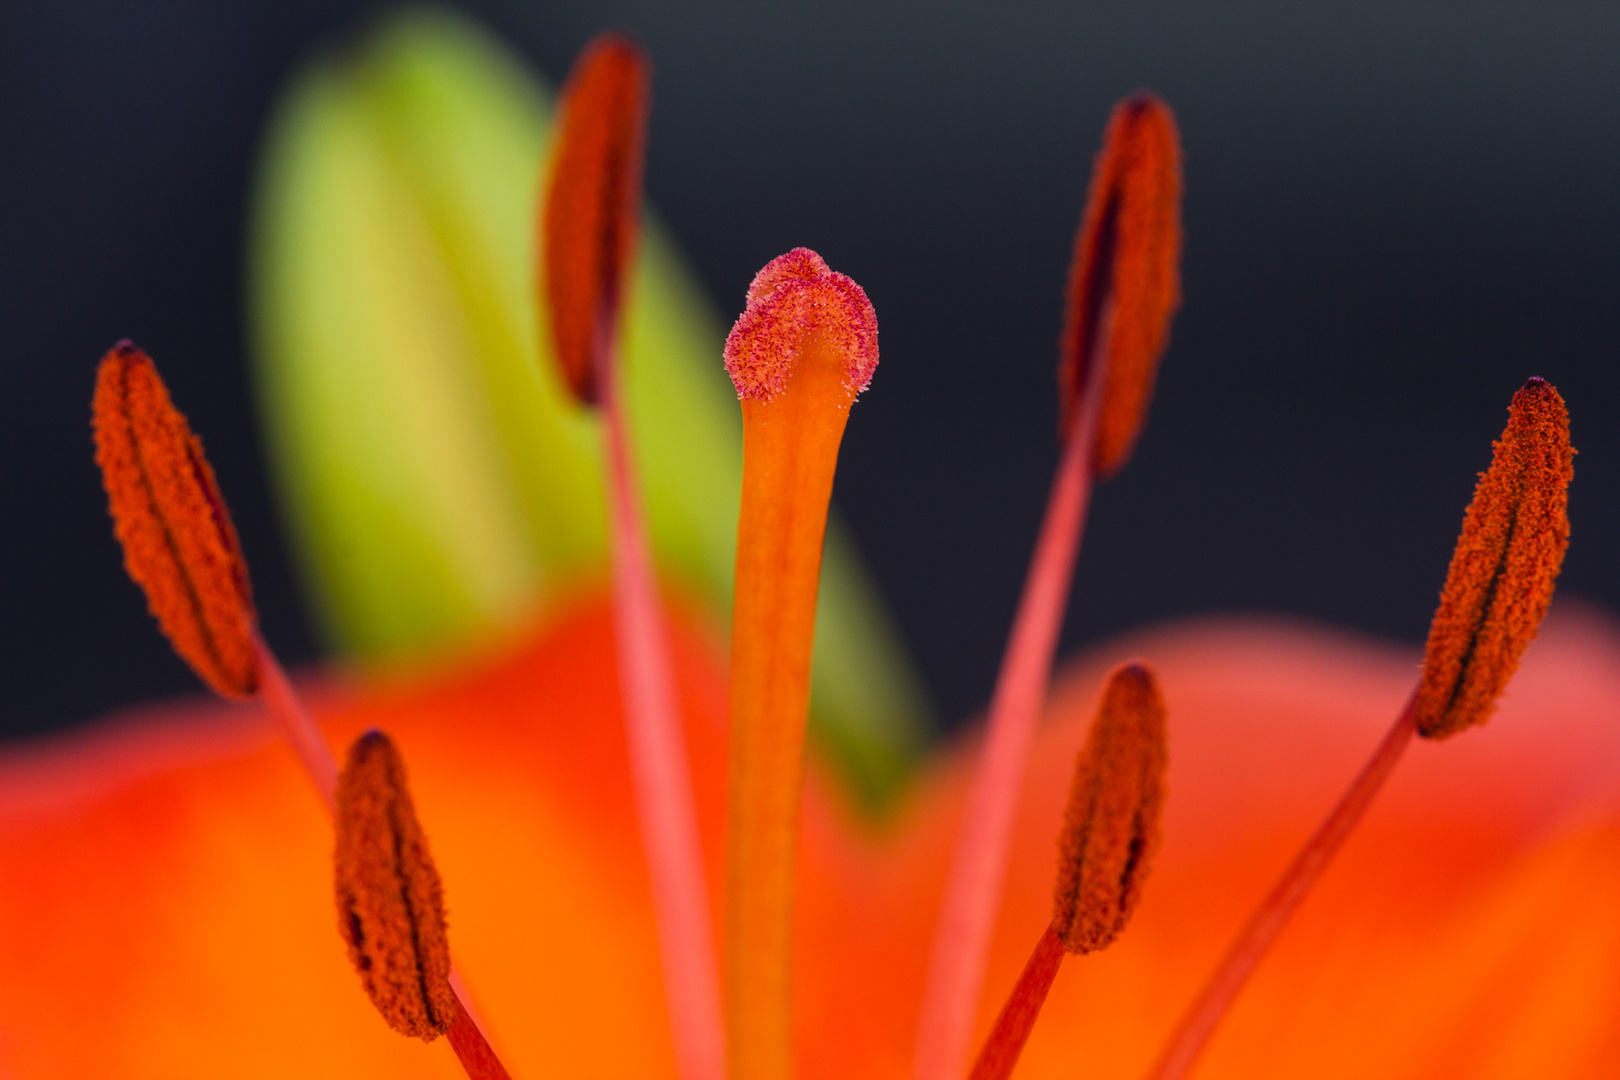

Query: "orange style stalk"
<box><xmin>540</xmin><ymin>35</ymin><xmax>725</xmax><ymax>1080</ymax></box>
<box><xmin>914</xmin><ymin>94</ymin><xmax>1182</xmax><ymax>1080</ymax></box>
<box><xmin>723</xmin><ymin>248</ymin><xmax>878</xmax><ymax>1080</ymax></box>
<box><xmin>1146</xmin><ymin>376</ymin><xmax>1574</xmax><ymax>1080</ymax></box>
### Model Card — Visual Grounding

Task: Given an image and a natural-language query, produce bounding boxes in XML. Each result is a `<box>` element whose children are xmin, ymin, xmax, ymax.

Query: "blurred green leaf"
<box><xmin>248</xmin><ymin>7</ymin><xmax>929</xmax><ymax>809</ymax></box>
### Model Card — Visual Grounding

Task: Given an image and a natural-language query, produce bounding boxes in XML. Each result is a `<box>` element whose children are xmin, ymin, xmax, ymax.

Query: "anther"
<box><xmin>91</xmin><ymin>342</ymin><xmax>259</xmax><ymax>698</ymax></box>
<box><xmin>1051</xmin><ymin>661</ymin><xmax>1168</xmax><ymax>952</ymax></box>
<box><xmin>540</xmin><ymin>33</ymin><xmax>649</xmax><ymax>405</ymax></box>
<box><xmin>1414</xmin><ymin>377</ymin><xmax>1573</xmax><ymax>739</ymax></box>
<box><xmin>334</xmin><ymin>730</ymin><xmax>457</xmax><ymax>1041</ymax></box>
<box><xmin>1059</xmin><ymin>94</ymin><xmax>1182</xmax><ymax>475</ymax></box>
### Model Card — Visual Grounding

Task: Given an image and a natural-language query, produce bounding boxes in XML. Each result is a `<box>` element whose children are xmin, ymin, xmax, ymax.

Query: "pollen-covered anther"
<box><xmin>1052</xmin><ymin>661</ymin><xmax>1169</xmax><ymax>952</ymax></box>
<box><xmin>1414</xmin><ymin>377</ymin><xmax>1574</xmax><ymax>739</ymax></box>
<box><xmin>540</xmin><ymin>33</ymin><xmax>650</xmax><ymax>404</ymax></box>
<box><xmin>334</xmin><ymin>730</ymin><xmax>458</xmax><ymax>1041</ymax></box>
<box><xmin>723</xmin><ymin>247</ymin><xmax>878</xmax><ymax>401</ymax></box>
<box><xmin>1059</xmin><ymin>94</ymin><xmax>1182</xmax><ymax>476</ymax></box>
<box><xmin>91</xmin><ymin>341</ymin><xmax>259</xmax><ymax>698</ymax></box>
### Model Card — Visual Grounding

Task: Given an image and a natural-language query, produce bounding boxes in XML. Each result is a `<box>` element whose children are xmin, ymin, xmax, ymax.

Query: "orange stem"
<box><xmin>599</xmin><ymin>344</ymin><xmax>726</xmax><ymax>1080</ymax></box>
<box><xmin>966</xmin><ymin>925</ymin><xmax>1066</xmax><ymax>1080</ymax></box>
<box><xmin>914</xmin><ymin>304</ymin><xmax>1109</xmax><ymax>1080</ymax></box>
<box><xmin>1144</xmin><ymin>689</ymin><xmax>1420</xmax><ymax>1080</ymax></box>
<box><xmin>727</xmin><ymin>331</ymin><xmax>857</xmax><ymax>1080</ymax></box>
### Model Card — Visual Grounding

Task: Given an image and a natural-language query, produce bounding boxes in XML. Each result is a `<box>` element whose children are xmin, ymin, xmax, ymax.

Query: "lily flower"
<box><xmin>3</xmin><ymin>11</ymin><xmax>1620</xmax><ymax>1080</ymax></box>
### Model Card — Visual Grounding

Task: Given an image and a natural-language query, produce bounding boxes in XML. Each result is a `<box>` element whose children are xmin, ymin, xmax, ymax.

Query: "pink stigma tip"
<box><xmin>723</xmin><ymin>247</ymin><xmax>878</xmax><ymax>401</ymax></box>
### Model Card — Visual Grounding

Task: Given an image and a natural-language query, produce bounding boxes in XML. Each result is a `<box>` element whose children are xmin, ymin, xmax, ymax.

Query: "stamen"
<box><xmin>1144</xmin><ymin>378</ymin><xmax>1574</xmax><ymax>1080</ymax></box>
<box><xmin>93</xmin><ymin>348</ymin><xmax>511</xmax><ymax>1075</ymax></box>
<box><xmin>914</xmin><ymin>95</ymin><xmax>1182</xmax><ymax>1080</ymax></box>
<box><xmin>724</xmin><ymin>248</ymin><xmax>877</xmax><ymax>1080</ymax></box>
<box><xmin>1414</xmin><ymin>377</ymin><xmax>1574</xmax><ymax>739</ymax></box>
<box><xmin>93</xmin><ymin>343</ymin><xmax>339</xmax><ymax>804</ymax></box>
<box><xmin>92</xmin><ymin>342</ymin><xmax>259</xmax><ymax>699</ymax></box>
<box><xmin>541</xmin><ymin>33</ymin><xmax>649</xmax><ymax>406</ymax></box>
<box><xmin>966</xmin><ymin>663</ymin><xmax>1169</xmax><ymax>1080</ymax></box>
<box><xmin>540</xmin><ymin>35</ymin><xmax>725</xmax><ymax>1080</ymax></box>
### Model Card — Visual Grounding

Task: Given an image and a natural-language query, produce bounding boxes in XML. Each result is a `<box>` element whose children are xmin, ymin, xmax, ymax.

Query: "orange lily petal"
<box><xmin>2</xmin><ymin>600</ymin><xmax>1618</xmax><ymax>1077</ymax></box>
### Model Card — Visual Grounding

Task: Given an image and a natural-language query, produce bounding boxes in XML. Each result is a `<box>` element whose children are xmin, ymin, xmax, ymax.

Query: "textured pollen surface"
<box><xmin>541</xmin><ymin>34</ymin><xmax>649</xmax><ymax>405</ymax></box>
<box><xmin>91</xmin><ymin>342</ymin><xmax>259</xmax><ymax>698</ymax></box>
<box><xmin>334</xmin><ymin>730</ymin><xmax>457</xmax><ymax>1041</ymax></box>
<box><xmin>1051</xmin><ymin>662</ymin><xmax>1168</xmax><ymax>954</ymax></box>
<box><xmin>1059</xmin><ymin>94</ymin><xmax>1182</xmax><ymax>477</ymax></box>
<box><xmin>723</xmin><ymin>247</ymin><xmax>878</xmax><ymax>401</ymax></box>
<box><xmin>1414</xmin><ymin>378</ymin><xmax>1574</xmax><ymax>740</ymax></box>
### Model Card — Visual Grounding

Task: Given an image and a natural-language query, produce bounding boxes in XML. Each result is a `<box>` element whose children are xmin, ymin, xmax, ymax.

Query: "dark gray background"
<box><xmin>3</xmin><ymin>3</ymin><xmax>1616</xmax><ymax>739</ymax></box>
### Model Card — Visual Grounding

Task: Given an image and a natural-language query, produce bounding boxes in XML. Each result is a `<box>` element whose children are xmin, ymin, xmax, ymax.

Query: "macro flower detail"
<box><xmin>5</xmin><ymin>12</ymin><xmax>1618</xmax><ymax>1080</ymax></box>
<box><xmin>91</xmin><ymin>342</ymin><xmax>259</xmax><ymax>699</ymax></box>
<box><xmin>334</xmin><ymin>729</ymin><xmax>457</xmax><ymax>1041</ymax></box>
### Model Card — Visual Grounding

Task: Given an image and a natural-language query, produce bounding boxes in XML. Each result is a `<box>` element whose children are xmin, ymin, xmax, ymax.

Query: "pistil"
<box><xmin>1145</xmin><ymin>377</ymin><xmax>1573</xmax><ymax>1080</ymax></box>
<box><xmin>723</xmin><ymin>248</ymin><xmax>878</xmax><ymax>1080</ymax></box>
<box><xmin>914</xmin><ymin>94</ymin><xmax>1182</xmax><ymax>1080</ymax></box>
<box><xmin>540</xmin><ymin>35</ymin><xmax>725</xmax><ymax>1080</ymax></box>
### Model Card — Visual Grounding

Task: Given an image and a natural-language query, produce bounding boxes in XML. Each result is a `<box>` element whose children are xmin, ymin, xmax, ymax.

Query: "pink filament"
<box><xmin>966</xmin><ymin>924</ymin><xmax>1066</xmax><ymax>1080</ymax></box>
<box><xmin>599</xmin><ymin>336</ymin><xmax>727</xmax><ymax>1080</ymax></box>
<box><xmin>912</xmin><ymin>309</ymin><xmax>1109</xmax><ymax>1080</ymax></box>
<box><xmin>1143</xmin><ymin>690</ymin><xmax>1420</xmax><ymax>1080</ymax></box>
<box><xmin>446</xmin><ymin>984</ymin><xmax>515</xmax><ymax>1080</ymax></box>
<box><xmin>252</xmin><ymin>632</ymin><xmax>338</xmax><ymax>810</ymax></box>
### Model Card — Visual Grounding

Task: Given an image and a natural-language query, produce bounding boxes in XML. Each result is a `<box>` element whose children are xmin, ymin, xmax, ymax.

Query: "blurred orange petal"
<box><xmin>3</xmin><ymin>598</ymin><xmax>1619</xmax><ymax>1078</ymax></box>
